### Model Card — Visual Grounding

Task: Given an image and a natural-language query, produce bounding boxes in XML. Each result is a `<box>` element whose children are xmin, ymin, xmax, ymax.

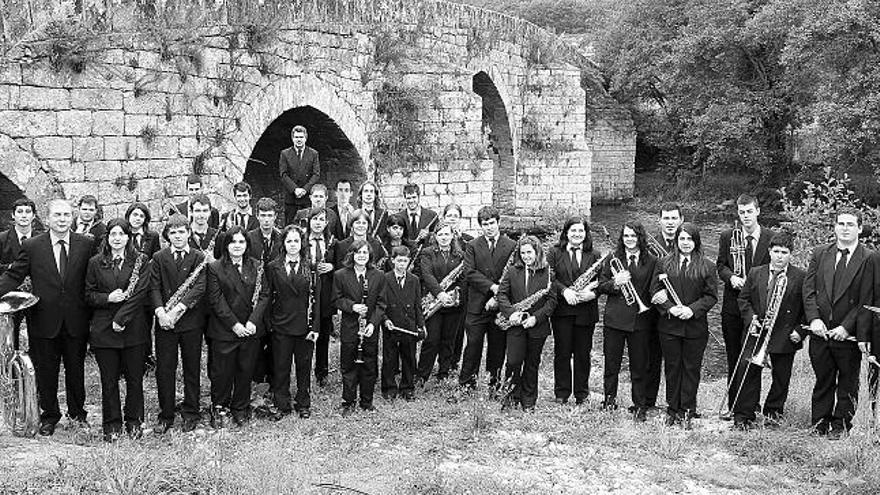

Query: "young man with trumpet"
<box><xmin>717</xmin><ymin>194</ymin><xmax>772</xmax><ymax>417</ymax></box>
<box><xmin>732</xmin><ymin>232</ymin><xmax>806</xmax><ymax>429</ymax></box>
<box><xmin>803</xmin><ymin>208</ymin><xmax>874</xmax><ymax>439</ymax></box>
<box><xmin>597</xmin><ymin>221</ymin><xmax>658</xmax><ymax>419</ymax></box>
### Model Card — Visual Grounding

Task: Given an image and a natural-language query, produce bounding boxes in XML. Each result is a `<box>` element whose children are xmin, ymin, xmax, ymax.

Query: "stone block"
<box><xmin>33</xmin><ymin>137</ymin><xmax>72</xmax><ymax>159</ymax></box>
<box><xmin>18</xmin><ymin>86</ymin><xmax>69</xmax><ymax>110</ymax></box>
<box><xmin>0</xmin><ymin>85</ymin><xmax>18</xmax><ymax>109</ymax></box>
<box><xmin>124</xmin><ymin>114</ymin><xmax>158</xmax><ymax>136</ymax></box>
<box><xmin>57</xmin><ymin>110</ymin><xmax>93</xmax><ymax>136</ymax></box>
<box><xmin>120</xmin><ymin>160</ymin><xmax>152</xmax><ymax>179</ymax></box>
<box><xmin>52</xmin><ymin>160</ymin><xmax>84</xmax><ymax>182</ymax></box>
<box><xmin>84</xmin><ymin>161</ymin><xmax>123</xmax><ymax>182</ymax></box>
<box><xmin>0</xmin><ymin>110</ymin><xmax>56</xmax><ymax>137</ymax></box>
<box><xmin>136</xmin><ymin>136</ymin><xmax>178</xmax><ymax>159</ymax></box>
<box><xmin>93</xmin><ymin>111</ymin><xmax>125</xmax><ymax>136</ymax></box>
<box><xmin>71</xmin><ymin>88</ymin><xmax>124</xmax><ymax>110</ymax></box>
<box><xmin>72</xmin><ymin>137</ymin><xmax>104</xmax><ymax>162</ymax></box>
<box><xmin>104</xmin><ymin>137</ymin><xmax>136</xmax><ymax>160</ymax></box>
<box><xmin>148</xmin><ymin>158</ymin><xmax>192</xmax><ymax>178</ymax></box>
<box><xmin>124</xmin><ymin>92</ymin><xmax>169</xmax><ymax>115</ymax></box>
<box><xmin>162</xmin><ymin>115</ymin><xmax>199</xmax><ymax>136</ymax></box>
<box><xmin>178</xmin><ymin>137</ymin><xmax>200</xmax><ymax>157</ymax></box>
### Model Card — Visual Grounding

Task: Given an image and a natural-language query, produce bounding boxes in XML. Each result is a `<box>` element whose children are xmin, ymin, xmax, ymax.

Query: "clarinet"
<box><xmin>355</xmin><ymin>272</ymin><xmax>368</xmax><ymax>364</ymax></box>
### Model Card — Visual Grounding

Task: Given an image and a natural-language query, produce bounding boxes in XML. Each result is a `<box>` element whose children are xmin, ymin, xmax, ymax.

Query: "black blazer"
<box><xmin>548</xmin><ymin>245</ymin><xmax>601</xmax><ymax>325</ymax></box>
<box><xmin>279</xmin><ymin>146</ymin><xmax>320</xmax><ymax>206</ymax></box>
<box><xmin>333</xmin><ymin>236</ymin><xmax>387</xmax><ymax>268</ymax></box>
<box><xmin>220</xmin><ymin>210</ymin><xmax>259</xmax><ymax>233</ymax></box>
<box><xmin>189</xmin><ymin>227</ymin><xmax>222</xmax><ymax>260</ymax></box>
<box><xmin>596</xmin><ymin>252</ymin><xmax>659</xmax><ymax>332</ymax></box>
<box><xmin>464</xmin><ymin>235</ymin><xmax>516</xmax><ymax>315</ymax></box>
<box><xmin>174</xmin><ymin>201</ymin><xmax>220</xmax><ymax>229</ymax></box>
<box><xmin>0</xmin><ymin>226</ymin><xmax>44</xmax><ymax>274</ymax></box>
<box><xmin>0</xmin><ymin>232</ymin><xmax>94</xmax><ymax>339</ymax></box>
<box><xmin>132</xmin><ymin>230</ymin><xmax>161</xmax><ymax>259</ymax></box>
<box><xmin>383</xmin><ymin>271</ymin><xmax>425</xmax><ymax>333</ymax></box>
<box><xmin>738</xmin><ymin>265</ymin><xmax>806</xmax><ymax>354</ymax></box>
<box><xmin>207</xmin><ymin>257</ymin><xmax>269</xmax><ymax>341</ymax></box>
<box><xmin>330</xmin><ymin>203</ymin><xmax>353</xmax><ymax>240</ymax></box>
<box><xmin>265</xmin><ymin>257</ymin><xmax>312</xmax><ymax>335</ymax></box>
<box><xmin>75</xmin><ymin>220</ymin><xmax>107</xmax><ymax>255</ymax></box>
<box><xmin>498</xmin><ymin>264</ymin><xmax>557</xmax><ymax>338</ymax></box>
<box><xmin>85</xmin><ymin>252</ymin><xmax>151</xmax><ymax>348</ymax></box>
<box><xmin>149</xmin><ymin>248</ymin><xmax>207</xmax><ymax>333</ymax></box>
<box><xmin>398</xmin><ymin>207</ymin><xmax>439</xmax><ymax>241</ymax></box>
<box><xmin>247</xmin><ymin>228</ymin><xmax>283</xmax><ymax>267</ymax></box>
<box><xmin>420</xmin><ymin>246</ymin><xmax>465</xmax><ymax>304</ymax></box>
<box><xmin>333</xmin><ymin>267</ymin><xmax>386</xmax><ymax>343</ymax></box>
<box><xmin>294</xmin><ymin>207</ymin><xmax>339</xmax><ymax>235</ymax></box>
<box><xmin>650</xmin><ymin>256</ymin><xmax>719</xmax><ymax>338</ymax></box>
<box><xmin>804</xmin><ymin>242</ymin><xmax>873</xmax><ymax>338</ymax></box>
<box><xmin>717</xmin><ymin>227</ymin><xmax>773</xmax><ymax>315</ymax></box>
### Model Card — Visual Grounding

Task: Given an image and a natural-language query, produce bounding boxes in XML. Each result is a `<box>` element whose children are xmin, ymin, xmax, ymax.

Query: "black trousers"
<box><xmin>809</xmin><ymin>337</ymin><xmax>861</xmax><ymax>432</ymax></box>
<box><xmin>660</xmin><ymin>331</ymin><xmax>708</xmax><ymax>417</ymax></box>
<box><xmin>645</xmin><ymin>326</ymin><xmax>662</xmax><ymax>407</ymax></box>
<box><xmin>314</xmin><ymin>315</ymin><xmax>333</xmax><ymax>380</ymax></box>
<box><xmin>459</xmin><ymin>313</ymin><xmax>507</xmax><ymax>388</ymax></box>
<box><xmin>271</xmin><ymin>333</ymin><xmax>314</xmax><ymax>411</ymax></box>
<box><xmin>418</xmin><ymin>309</ymin><xmax>461</xmax><ymax>380</ymax></box>
<box><xmin>732</xmin><ymin>351</ymin><xmax>795</xmax><ymax>422</ymax></box>
<box><xmin>451</xmin><ymin>286</ymin><xmax>469</xmax><ymax>369</ymax></box>
<box><xmin>381</xmin><ymin>329</ymin><xmax>417</xmax><ymax>396</ymax></box>
<box><xmin>603</xmin><ymin>325</ymin><xmax>650</xmax><ymax>409</ymax></box>
<box><xmin>210</xmin><ymin>339</ymin><xmax>259</xmax><ymax>416</ymax></box>
<box><xmin>155</xmin><ymin>329</ymin><xmax>202</xmax><ymax>423</ymax></box>
<box><xmin>340</xmin><ymin>337</ymin><xmax>378</xmax><ymax>407</ymax></box>
<box><xmin>504</xmin><ymin>329</ymin><xmax>547</xmax><ymax>409</ymax></box>
<box><xmin>93</xmin><ymin>345</ymin><xmax>145</xmax><ymax>434</ymax></box>
<box><xmin>551</xmin><ymin>316</ymin><xmax>594</xmax><ymax>401</ymax></box>
<box><xmin>722</xmin><ymin>310</ymin><xmax>745</xmax><ymax>409</ymax></box>
<box><xmin>252</xmin><ymin>332</ymin><xmax>273</xmax><ymax>385</ymax></box>
<box><xmin>29</xmin><ymin>328</ymin><xmax>88</xmax><ymax>424</ymax></box>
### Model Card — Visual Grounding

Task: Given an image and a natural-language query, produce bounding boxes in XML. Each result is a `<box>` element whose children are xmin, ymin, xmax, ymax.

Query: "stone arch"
<box><xmin>0</xmin><ymin>134</ymin><xmax>62</xmax><ymax>222</ymax></box>
<box><xmin>472</xmin><ymin>70</ymin><xmax>516</xmax><ymax>213</ymax></box>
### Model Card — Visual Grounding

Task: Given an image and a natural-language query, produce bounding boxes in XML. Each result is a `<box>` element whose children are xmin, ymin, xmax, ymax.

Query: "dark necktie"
<box><xmin>833</xmin><ymin>248</ymin><xmax>849</xmax><ymax>300</ymax></box>
<box><xmin>114</xmin><ymin>256</ymin><xmax>123</xmax><ymax>274</ymax></box>
<box><xmin>441</xmin><ymin>249</ymin><xmax>449</xmax><ymax>264</ymax></box>
<box><xmin>410</xmin><ymin>214</ymin><xmax>418</xmax><ymax>239</ymax></box>
<box><xmin>315</xmin><ymin>238</ymin><xmax>324</xmax><ymax>263</ymax></box>
<box><xmin>768</xmin><ymin>268</ymin><xmax>781</xmax><ymax>291</ymax></box>
<box><xmin>745</xmin><ymin>235</ymin><xmax>755</xmax><ymax>273</ymax></box>
<box><xmin>358</xmin><ymin>273</ymin><xmax>366</xmax><ymax>300</ymax></box>
<box><xmin>19</xmin><ymin>235</ymin><xmax>26</xmax><ymax>245</ymax></box>
<box><xmin>488</xmin><ymin>238</ymin><xmax>495</xmax><ymax>254</ymax></box>
<box><xmin>398</xmin><ymin>276</ymin><xmax>405</xmax><ymax>289</ymax></box>
<box><xmin>175</xmin><ymin>250</ymin><xmax>184</xmax><ymax>269</ymax></box>
<box><xmin>681</xmin><ymin>257</ymin><xmax>688</xmax><ymax>273</ymax></box>
<box><xmin>570</xmin><ymin>247</ymin><xmax>580</xmax><ymax>268</ymax></box>
<box><xmin>629</xmin><ymin>254</ymin><xmax>636</xmax><ymax>270</ymax></box>
<box><xmin>58</xmin><ymin>239</ymin><xmax>68</xmax><ymax>279</ymax></box>
<box><xmin>288</xmin><ymin>260</ymin><xmax>297</xmax><ymax>279</ymax></box>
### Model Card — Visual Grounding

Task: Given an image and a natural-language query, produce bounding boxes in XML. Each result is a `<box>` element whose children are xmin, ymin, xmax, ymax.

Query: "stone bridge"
<box><xmin>0</xmin><ymin>0</ymin><xmax>634</xmax><ymax>230</ymax></box>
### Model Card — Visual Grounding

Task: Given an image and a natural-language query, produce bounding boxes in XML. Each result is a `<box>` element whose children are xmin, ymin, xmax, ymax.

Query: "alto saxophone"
<box><xmin>422</xmin><ymin>259</ymin><xmax>465</xmax><ymax>320</ymax></box>
<box><xmin>486</xmin><ymin>248</ymin><xmax>517</xmax><ymax>311</ymax></box>
<box><xmin>495</xmin><ymin>265</ymin><xmax>554</xmax><ymax>331</ymax></box>
<box><xmin>570</xmin><ymin>252</ymin><xmax>612</xmax><ymax>292</ymax></box>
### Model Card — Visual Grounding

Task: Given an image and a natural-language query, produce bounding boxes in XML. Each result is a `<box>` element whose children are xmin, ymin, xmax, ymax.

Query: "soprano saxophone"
<box><xmin>159</xmin><ymin>253</ymin><xmax>208</xmax><ymax>329</ymax></box>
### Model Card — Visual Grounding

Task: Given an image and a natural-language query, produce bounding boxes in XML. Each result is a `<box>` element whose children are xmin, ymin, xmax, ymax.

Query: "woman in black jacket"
<box><xmin>85</xmin><ymin>218</ymin><xmax>151</xmax><ymax>441</ymax></box>
<box><xmin>304</xmin><ymin>206</ymin><xmax>337</xmax><ymax>387</ymax></box>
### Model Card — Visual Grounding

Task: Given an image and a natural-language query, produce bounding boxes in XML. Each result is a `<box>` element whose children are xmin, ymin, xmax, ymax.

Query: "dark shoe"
<box><xmin>601</xmin><ymin>399</ymin><xmax>618</xmax><ymax>411</ymax></box>
<box><xmin>125</xmin><ymin>423</ymin><xmax>143</xmax><ymax>439</ymax></box>
<box><xmin>316</xmin><ymin>376</ymin><xmax>328</xmax><ymax>388</ymax></box>
<box><xmin>436</xmin><ymin>372</ymin><xmax>449</xmax><ymax>381</ymax></box>
<box><xmin>298</xmin><ymin>408</ymin><xmax>311</xmax><ymax>419</ymax></box>
<box><xmin>402</xmin><ymin>393</ymin><xmax>415</xmax><ymax>402</ymax></box>
<box><xmin>664</xmin><ymin>413</ymin><xmax>679</xmax><ymax>427</ymax></box>
<box><xmin>554</xmin><ymin>397</ymin><xmax>568</xmax><ymax>405</ymax></box>
<box><xmin>732</xmin><ymin>419</ymin><xmax>752</xmax><ymax>431</ymax></box>
<box><xmin>634</xmin><ymin>408</ymin><xmax>648</xmax><ymax>422</ymax></box>
<box><xmin>103</xmin><ymin>431</ymin><xmax>121</xmax><ymax>443</ymax></box>
<box><xmin>360</xmin><ymin>403</ymin><xmax>376</xmax><ymax>412</ymax></box>
<box><xmin>574</xmin><ymin>398</ymin><xmax>586</xmax><ymax>406</ymax></box>
<box><xmin>155</xmin><ymin>420</ymin><xmax>173</xmax><ymax>434</ymax></box>
<box><xmin>382</xmin><ymin>392</ymin><xmax>397</xmax><ymax>401</ymax></box>
<box><xmin>414</xmin><ymin>377</ymin><xmax>426</xmax><ymax>388</ymax></box>
<box><xmin>39</xmin><ymin>422</ymin><xmax>56</xmax><ymax>436</ymax></box>
<box><xmin>690</xmin><ymin>410</ymin><xmax>702</xmax><ymax>419</ymax></box>
<box><xmin>68</xmin><ymin>414</ymin><xmax>89</xmax><ymax>428</ymax></box>
<box><xmin>523</xmin><ymin>405</ymin><xmax>536</xmax><ymax>413</ymax></box>
<box><xmin>210</xmin><ymin>406</ymin><xmax>229</xmax><ymax>429</ymax></box>
<box><xmin>827</xmin><ymin>428</ymin><xmax>845</xmax><ymax>441</ymax></box>
<box><xmin>232</xmin><ymin>413</ymin><xmax>249</xmax><ymax>427</ymax></box>
<box><xmin>181</xmin><ymin>418</ymin><xmax>199</xmax><ymax>432</ymax></box>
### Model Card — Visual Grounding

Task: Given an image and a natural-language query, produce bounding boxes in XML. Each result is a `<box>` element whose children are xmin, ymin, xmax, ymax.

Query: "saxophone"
<box><xmin>161</xmin><ymin>253</ymin><xmax>208</xmax><ymax>328</ymax></box>
<box><xmin>495</xmin><ymin>265</ymin><xmax>554</xmax><ymax>331</ymax></box>
<box><xmin>485</xmin><ymin>248</ymin><xmax>517</xmax><ymax>311</ymax></box>
<box><xmin>570</xmin><ymin>252</ymin><xmax>612</xmax><ymax>292</ymax></box>
<box><xmin>121</xmin><ymin>254</ymin><xmax>146</xmax><ymax>300</ymax></box>
<box><xmin>422</xmin><ymin>259</ymin><xmax>465</xmax><ymax>320</ymax></box>
<box><xmin>204</xmin><ymin>230</ymin><xmax>218</xmax><ymax>262</ymax></box>
<box><xmin>251</xmin><ymin>261</ymin><xmax>264</xmax><ymax>308</ymax></box>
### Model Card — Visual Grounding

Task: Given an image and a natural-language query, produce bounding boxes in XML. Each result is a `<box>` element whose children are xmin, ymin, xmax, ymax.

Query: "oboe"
<box><xmin>355</xmin><ymin>273</ymin><xmax>369</xmax><ymax>365</ymax></box>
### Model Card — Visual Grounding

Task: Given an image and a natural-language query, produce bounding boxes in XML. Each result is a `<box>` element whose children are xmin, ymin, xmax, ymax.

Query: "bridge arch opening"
<box><xmin>473</xmin><ymin>71</ymin><xmax>515</xmax><ymax>214</ymax></box>
<box><xmin>244</xmin><ymin>106</ymin><xmax>367</xmax><ymax>211</ymax></box>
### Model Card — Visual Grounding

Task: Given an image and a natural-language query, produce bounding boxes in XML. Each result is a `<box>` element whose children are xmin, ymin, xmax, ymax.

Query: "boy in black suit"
<box><xmin>733</xmin><ymin>232</ymin><xmax>806</xmax><ymax>429</ymax></box>
<box><xmin>247</xmin><ymin>197</ymin><xmax>282</xmax><ymax>386</ymax></box>
<box><xmin>381</xmin><ymin>246</ymin><xmax>426</xmax><ymax>401</ymax></box>
<box><xmin>150</xmin><ymin>214</ymin><xmax>207</xmax><ymax>433</ymax></box>
<box><xmin>219</xmin><ymin>182</ymin><xmax>259</xmax><ymax>232</ymax></box>
<box><xmin>173</xmin><ymin>174</ymin><xmax>220</xmax><ymax>228</ymax></box>
<box><xmin>188</xmin><ymin>194</ymin><xmax>221</xmax><ymax>259</ymax></box>
<box><xmin>74</xmin><ymin>195</ymin><xmax>106</xmax><ymax>254</ymax></box>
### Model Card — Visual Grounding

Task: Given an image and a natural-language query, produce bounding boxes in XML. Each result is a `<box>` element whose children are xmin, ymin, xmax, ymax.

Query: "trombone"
<box><xmin>610</xmin><ymin>257</ymin><xmax>650</xmax><ymax>313</ymax></box>
<box><xmin>646</xmin><ymin>231</ymin><xmax>668</xmax><ymax>258</ymax></box>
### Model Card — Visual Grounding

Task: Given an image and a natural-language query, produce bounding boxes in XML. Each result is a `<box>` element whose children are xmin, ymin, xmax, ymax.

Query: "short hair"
<box><xmin>477</xmin><ymin>206</ymin><xmax>500</xmax><ymax>224</ymax></box>
<box><xmin>46</xmin><ymin>198</ymin><xmax>72</xmax><ymax>216</ymax></box>
<box><xmin>348</xmin><ymin>208</ymin><xmax>372</xmax><ymax>231</ymax></box>
<box><xmin>768</xmin><ymin>231</ymin><xmax>794</xmax><ymax>251</ymax></box>
<box><xmin>125</xmin><ymin>202</ymin><xmax>152</xmax><ymax>227</ymax></box>
<box><xmin>306</xmin><ymin>206</ymin><xmax>327</xmax><ymax>221</ymax></box>
<box><xmin>659</xmin><ymin>202</ymin><xmax>682</xmax><ymax>217</ymax></box>
<box><xmin>443</xmin><ymin>203</ymin><xmax>462</xmax><ymax>217</ymax></box>
<box><xmin>391</xmin><ymin>245</ymin><xmax>411</xmax><ymax>258</ymax></box>
<box><xmin>218</xmin><ymin>225</ymin><xmax>252</xmax><ymax>262</ymax></box>
<box><xmin>291</xmin><ymin>125</ymin><xmax>308</xmax><ymax>137</ymax></box>
<box><xmin>186</xmin><ymin>174</ymin><xmax>203</xmax><ymax>186</ymax></box>
<box><xmin>836</xmin><ymin>206</ymin><xmax>863</xmax><ymax>225</ymax></box>
<box><xmin>232</xmin><ymin>182</ymin><xmax>252</xmax><ymax>195</ymax></box>
<box><xmin>163</xmin><ymin>214</ymin><xmax>190</xmax><ymax>241</ymax></box>
<box><xmin>191</xmin><ymin>194</ymin><xmax>211</xmax><ymax>210</ymax></box>
<box><xmin>12</xmin><ymin>198</ymin><xmax>36</xmax><ymax>214</ymax></box>
<box><xmin>403</xmin><ymin>183</ymin><xmax>420</xmax><ymax>196</ymax></box>
<box><xmin>78</xmin><ymin>195</ymin><xmax>98</xmax><ymax>208</ymax></box>
<box><xmin>336</xmin><ymin>179</ymin><xmax>352</xmax><ymax>189</ymax></box>
<box><xmin>256</xmin><ymin>197</ymin><xmax>277</xmax><ymax>213</ymax></box>
<box><xmin>736</xmin><ymin>194</ymin><xmax>759</xmax><ymax>208</ymax></box>
<box><xmin>386</xmin><ymin>213</ymin><xmax>407</xmax><ymax>229</ymax></box>
<box><xmin>310</xmin><ymin>183</ymin><xmax>328</xmax><ymax>195</ymax></box>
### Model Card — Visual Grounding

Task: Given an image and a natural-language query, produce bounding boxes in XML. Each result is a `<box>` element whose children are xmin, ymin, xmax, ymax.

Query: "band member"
<box><xmin>125</xmin><ymin>203</ymin><xmax>160</xmax><ymax>259</ymax></box>
<box><xmin>294</xmin><ymin>184</ymin><xmax>339</xmax><ymax>234</ymax></box>
<box><xmin>74</xmin><ymin>195</ymin><xmax>106</xmax><ymax>252</ymax></box>
<box><xmin>188</xmin><ymin>194</ymin><xmax>221</xmax><ymax>260</ymax></box>
<box><xmin>206</xmin><ymin>226</ymin><xmax>269</xmax><ymax>427</ymax></box>
<box><xmin>498</xmin><ymin>235</ymin><xmax>557</xmax><ymax>411</ymax></box>
<box><xmin>381</xmin><ymin>246</ymin><xmax>425</xmax><ymax>401</ymax></box>
<box><xmin>733</xmin><ymin>232</ymin><xmax>806</xmax><ymax>429</ymax></box>
<box><xmin>657</xmin><ymin>203</ymin><xmax>683</xmax><ymax>255</ymax></box>
<box><xmin>718</xmin><ymin>194</ymin><xmax>772</xmax><ymax>415</ymax></box>
<box><xmin>0</xmin><ymin>198</ymin><xmax>42</xmax><ymax>349</ymax></box>
<box><xmin>804</xmin><ymin>208</ymin><xmax>873</xmax><ymax>439</ymax></box>
<box><xmin>150</xmin><ymin>214</ymin><xmax>207</xmax><ymax>433</ymax></box>
<box><xmin>265</xmin><ymin>226</ymin><xmax>319</xmax><ymax>418</ymax></box>
<box><xmin>442</xmin><ymin>203</ymin><xmax>473</xmax><ymax>371</ymax></box>
<box><xmin>380</xmin><ymin>213</ymin><xmax>414</xmax><ymax>272</ymax></box>
<box><xmin>220</xmin><ymin>182</ymin><xmax>258</xmax><ymax>232</ymax></box>
<box><xmin>280</xmin><ymin>125</ymin><xmax>320</xmax><ymax>225</ymax></box>
<box><xmin>418</xmin><ymin>221</ymin><xmax>466</xmax><ymax>382</ymax></box>
<box><xmin>459</xmin><ymin>206</ymin><xmax>515</xmax><ymax>392</ymax></box>
<box><xmin>399</xmin><ymin>183</ymin><xmax>438</xmax><ymax>242</ymax></box>
<box><xmin>305</xmin><ymin>207</ymin><xmax>337</xmax><ymax>388</ymax></box>
<box><xmin>650</xmin><ymin>222</ymin><xmax>718</xmax><ymax>428</ymax></box>
<box><xmin>174</xmin><ymin>174</ymin><xmax>220</xmax><ymax>228</ymax></box>
<box><xmin>0</xmin><ymin>199</ymin><xmax>94</xmax><ymax>436</ymax></box>
<box><xmin>334</xmin><ymin>209</ymin><xmax>387</xmax><ymax>267</ymax></box>
<box><xmin>547</xmin><ymin>216</ymin><xmax>600</xmax><ymax>406</ymax></box>
<box><xmin>331</xmin><ymin>179</ymin><xmax>355</xmax><ymax>240</ymax></box>
<box><xmin>596</xmin><ymin>221</ymin><xmax>659</xmax><ymax>420</ymax></box>
<box><xmin>356</xmin><ymin>181</ymin><xmax>387</xmax><ymax>242</ymax></box>
<box><xmin>85</xmin><ymin>218</ymin><xmax>151</xmax><ymax>441</ymax></box>
<box><xmin>333</xmin><ymin>239</ymin><xmax>386</xmax><ymax>414</ymax></box>
<box><xmin>247</xmin><ymin>197</ymin><xmax>283</xmax><ymax>386</ymax></box>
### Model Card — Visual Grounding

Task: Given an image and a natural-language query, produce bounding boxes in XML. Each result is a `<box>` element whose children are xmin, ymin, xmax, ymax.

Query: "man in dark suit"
<box><xmin>330</xmin><ymin>179</ymin><xmax>354</xmax><ymax>240</ymax></box>
<box><xmin>0</xmin><ymin>199</ymin><xmax>94</xmax><ymax>435</ymax></box>
<box><xmin>804</xmin><ymin>208</ymin><xmax>874</xmax><ymax>439</ymax></box>
<box><xmin>173</xmin><ymin>174</ymin><xmax>220</xmax><ymax>229</ymax></box>
<box><xmin>294</xmin><ymin>184</ymin><xmax>339</xmax><ymax>234</ymax></box>
<box><xmin>733</xmin><ymin>232</ymin><xmax>806</xmax><ymax>429</ymax></box>
<box><xmin>188</xmin><ymin>194</ymin><xmax>221</xmax><ymax>260</ymax></box>
<box><xmin>74</xmin><ymin>195</ymin><xmax>106</xmax><ymax>254</ymax></box>
<box><xmin>717</xmin><ymin>194</ymin><xmax>773</xmax><ymax>415</ymax></box>
<box><xmin>459</xmin><ymin>206</ymin><xmax>516</xmax><ymax>392</ymax></box>
<box><xmin>246</xmin><ymin>197</ymin><xmax>282</xmax><ymax>386</ymax></box>
<box><xmin>150</xmin><ymin>214</ymin><xmax>207</xmax><ymax>432</ymax></box>
<box><xmin>0</xmin><ymin>198</ymin><xmax>42</xmax><ymax>349</ymax></box>
<box><xmin>280</xmin><ymin>125</ymin><xmax>320</xmax><ymax>226</ymax></box>
<box><xmin>399</xmin><ymin>183</ymin><xmax>438</xmax><ymax>242</ymax></box>
<box><xmin>219</xmin><ymin>181</ymin><xmax>259</xmax><ymax>233</ymax></box>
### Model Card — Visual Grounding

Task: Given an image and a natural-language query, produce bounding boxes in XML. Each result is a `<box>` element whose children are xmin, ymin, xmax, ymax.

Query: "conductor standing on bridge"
<box><xmin>280</xmin><ymin>125</ymin><xmax>320</xmax><ymax>227</ymax></box>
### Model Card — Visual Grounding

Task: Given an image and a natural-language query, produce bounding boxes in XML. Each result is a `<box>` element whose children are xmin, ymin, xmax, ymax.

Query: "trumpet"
<box><xmin>646</xmin><ymin>232</ymin><xmax>668</xmax><ymax>258</ymax></box>
<box><xmin>658</xmin><ymin>273</ymin><xmax>684</xmax><ymax>307</ymax></box>
<box><xmin>610</xmin><ymin>257</ymin><xmax>650</xmax><ymax>313</ymax></box>
<box><xmin>730</xmin><ymin>223</ymin><xmax>746</xmax><ymax>278</ymax></box>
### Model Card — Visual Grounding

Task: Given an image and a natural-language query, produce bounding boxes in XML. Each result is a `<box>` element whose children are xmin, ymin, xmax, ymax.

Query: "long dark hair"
<box><xmin>356</xmin><ymin>180</ymin><xmax>384</xmax><ymax>210</ymax></box>
<box><xmin>513</xmin><ymin>235</ymin><xmax>547</xmax><ymax>270</ymax></box>
<box><xmin>614</xmin><ymin>221</ymin><xmax>649</xmax><ymax>262</ymax></box>
<box><xmin>662</xmin><ymin>222</ymin><xmax>712</xmax><ymax>278</ymax></box>
<box><xmin>100</xmin><ymin>218</ymin><xmax>137</xmax><ymax>267</ymax></box>
<box><xmin>305</xmin><ymin>206</ymin><xmax>333</xmax><ymax>243</ymax></box>
<box><xmin>557</xmin><ymin>216</ymin><xmax>593</xmax><ymax>252</ymax></box>
<box><xmin>280</xmin><ymin>225</ymin><xmax>309</xmax><ymax>270</ymax></box>
<box><xmin>218</xmin><ymin>226</ymin><xmax>252</xmax><ymax>264</ymax></box>
<box><xmin>344</xmin><ymin>238</ymin><xmax>374</xmax><ymax>269</ymax></box>
<box><xmin>125</xmin><ymin>202</ymin><xmax>153</xmax><ymax>233</ymax></box>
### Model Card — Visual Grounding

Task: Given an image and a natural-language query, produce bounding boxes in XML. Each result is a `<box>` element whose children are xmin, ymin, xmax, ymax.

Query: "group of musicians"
<box><xmin>0</xmin><ymin>125</ymin><xmax>877</xmax><ymax>442</ymax></box>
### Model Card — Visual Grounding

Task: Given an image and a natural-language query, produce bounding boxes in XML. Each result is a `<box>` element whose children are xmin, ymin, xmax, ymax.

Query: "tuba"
<box><xmin>0</xmin><ymin>291</ymin><xmax>40</xmax><ymax>437</ymax></box>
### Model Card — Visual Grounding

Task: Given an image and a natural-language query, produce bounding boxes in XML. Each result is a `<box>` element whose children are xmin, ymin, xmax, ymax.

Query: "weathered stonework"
<box><xmin>0</xmin><ymin>0</ymin><xmax>635</xmax><ymax>229</ymax></box>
